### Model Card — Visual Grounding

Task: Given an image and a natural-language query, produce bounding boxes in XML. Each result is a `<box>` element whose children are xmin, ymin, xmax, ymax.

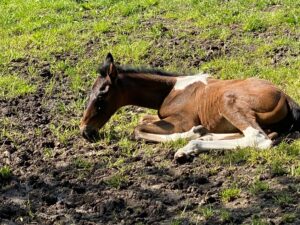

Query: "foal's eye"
<box><xmin>95</xmin><ymin>97</ymin><xmax>106</xmax><ymax>110</ymax></box>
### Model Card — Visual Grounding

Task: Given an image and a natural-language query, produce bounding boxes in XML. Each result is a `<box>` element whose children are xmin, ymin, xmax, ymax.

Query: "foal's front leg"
<box><xmin>174</xmin><ymin>128</ymin><xmax>272</xmax><ymax>162</ymax></box>
<box><xmin>134</xmin><ymin>116</ymin><xmax>207</xmax><ymax>142</ymax></box>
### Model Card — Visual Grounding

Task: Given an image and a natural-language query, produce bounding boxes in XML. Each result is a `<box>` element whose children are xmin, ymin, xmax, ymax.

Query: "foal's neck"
<box><xmin>119</xmin><ymin>72</ymin><xmax>177</xmax><ymax>109</ymax></box>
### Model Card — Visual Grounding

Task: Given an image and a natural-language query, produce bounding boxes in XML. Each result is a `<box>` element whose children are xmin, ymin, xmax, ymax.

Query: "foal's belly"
<box><xmin>202</xmin><ymin>116</ymin><xmax>239</xmax><ymax>133</ymax></box>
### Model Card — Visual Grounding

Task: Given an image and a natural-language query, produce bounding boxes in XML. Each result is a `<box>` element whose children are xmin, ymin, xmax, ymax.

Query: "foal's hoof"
<box><xmin>174</xmin><ymin>151</ymin><xmax>193</xmax><ymax>164</ymax></box>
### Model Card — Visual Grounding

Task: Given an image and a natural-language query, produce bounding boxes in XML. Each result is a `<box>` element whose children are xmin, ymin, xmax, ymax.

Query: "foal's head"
<box><xmin>80</xmin><ymin>53</ymin><xmax>121</xmax><ymax>141</ymax></box>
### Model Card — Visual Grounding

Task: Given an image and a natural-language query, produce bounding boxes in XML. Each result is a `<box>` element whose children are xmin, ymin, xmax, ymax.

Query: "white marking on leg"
<box><xmin>241</xmin><ymin>127</ymin><xmax>273</xmax><ymax>149</ymax></box>
<box><xmin>199</xmin><ymin>133</ymin><xmax>242</xmax><ymax>141</ymax></box>
<box><xmin>174</xmin><ymin>126</ymin><xmax>272</xmax><ymax>160</ymax></box>
<box><xmin>174</xmin><ymin>73</ymin><xmax>210</xmax><ymax>90</ymax></box>
<box><xmin>135</xmin><ymin>126</ymin><xmax>206</xmax><ymax>142</ymax></box>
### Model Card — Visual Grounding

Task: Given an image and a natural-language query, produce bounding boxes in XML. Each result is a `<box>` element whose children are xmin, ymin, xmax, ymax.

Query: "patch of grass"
<box><xmin>170</xmin><ymin>219</ymin><xmax>185</xmax><ymax>225</ymax></box>
<box><xmin>243</xmin><ymin>14</ymin><xmax>267</xmax><ymax>32</ymax></box>
<box><xmin>44</xmin><ymin>77</ymin><xmax>57</xmax><ymax>96</ymax></box>
<box><xmin>249</xmin><ymin>180</ymin><xmax>269</xmax><ymax>195</ymax></box>
<box><xmin>111</xmin><ymin>40</ymin><xmax>150</xmax><ymax>63</ymax></box>
<box><xmin>220</xmin><ymin>188</ymin><xmax>241</xmax><ymax>203</ymax></box>
<box><xmin>73</xmin><ymin>157</ymin><xmax>92</xmax><ymax>170</ymax></box>
<box><xmin>118</xmin><ymin>137</ymin><xmax>138</xmax><ymax>156</ymax></box>
<box><xmin>250</xmin><ymin>217</ymin><xmax>268</xmax><ymax>225</ymax></box>
<box><xmin>222</xmin><ymin>148</ymin><xmax>250</xmax><ymax>165</ymax></box>
<box><xmin>49</xmin><ymin>123</ymin><xmax>79</xmax><ymax>145</ymax></box>
<box><xmin>282</xmin><ymin>213</ymin><xmax>296</xmax><ymax>223</ymax></box>
<box><xmin>220</xmin><ymin>209</ymin><xmax>232</xmax><ymax>223</ymax></box>
<box><xmin>270</xmin><ymin>160</ymin><xmax>287</xmax><ymax>176</ymax></box>
<box><xmin>208</xmin><ymin>166</ymin><xmax>220</xmax><ymax>176</ymax></box>
<box><xmin>26</xmin><ymin>199</ymin><xmax>35</xmax><ymax>219</ymax></box>
<box><xmin>0</xmin><ymin>117</ymin><xmax>27</xmax><ymax>144</ymax></box>
<box><xmin>43</xmin><ymin>148</ymin><xmax>53</xmax><ymax>158</ymax></box>
<box><xmin>93</xmin><ymin>21</ymin><xmax>110</xmax><ymax>33</ymax></box>
<box><xmin>104</xmin><ymin>171</ymin><xmax>129</xmax><ymax>189</ymax></box>
<box><xmin>161</xmin><ymin>138</ymin><xmax>189</xmax><ymax>150</ymax></box>
<box><xmin>198</xmin><ymin>205</ymin><xmax>214</xmax><ymax>220</ymax></box>
<box><xmin>108</xmin><ymin>157</ymin><xmax>126</xmax><ymax>169</ymax></box>
<box><xmin>0</xmin><ymin>166</ymin><xmax>12</xmax><ymax>181</ymax></box>
<box><xmin>100</xmin><ymin>107</ymin><xmax>142</xmax><ymax>143</ymax></box>
<box><xmin>291</xmin><ymin>164</ymin><xmax>300</xmax><ymax>177</ymax></box>
<box><xmin>273</xmin><ymin>192</ymin><xmax>293</xmax><ymax>207</ymax></box>
<box><xmin>0</xmin><ymin>75</ymin><xmax>36</xmax><ymax>99</ymax></box>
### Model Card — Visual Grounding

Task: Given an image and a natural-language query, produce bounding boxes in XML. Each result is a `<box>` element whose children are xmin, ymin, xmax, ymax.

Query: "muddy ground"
<box><xmin>1</xmin><ymin>43</ymin><xmax>300</xmax><ymax>225</ymax></box>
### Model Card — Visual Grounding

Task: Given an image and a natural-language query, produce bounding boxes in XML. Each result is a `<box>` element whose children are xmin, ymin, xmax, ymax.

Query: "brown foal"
<box><xmin>80</xmin><ymin>53</ymin><xmax>300</xmax><ymax>161</ymax></box>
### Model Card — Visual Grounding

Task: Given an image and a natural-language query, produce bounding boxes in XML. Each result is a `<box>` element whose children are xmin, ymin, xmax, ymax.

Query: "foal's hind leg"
<box><xmin>135</xmin><ymin>116</ymin><xmax>207</xmax><ymax>142</ymax></box>
<box><xmin>139</xmin><ymin>114</ymin><xmax>160</xmax><ymax>124</ymax></box>
<box><xmin>174</xmin><ymin>96</ymin><xmax>272</xmax><ymax>161</ymax></box>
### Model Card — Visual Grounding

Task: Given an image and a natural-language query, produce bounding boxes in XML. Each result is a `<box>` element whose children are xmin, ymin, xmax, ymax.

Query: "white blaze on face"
<box><xmin>174</xmin><ymin>73</ymin><xmax>210</xmax><ymax>90</ymax></box>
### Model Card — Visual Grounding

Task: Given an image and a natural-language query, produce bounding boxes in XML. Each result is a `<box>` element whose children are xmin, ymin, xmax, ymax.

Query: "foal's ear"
<box><xmin>106</xmin><ymin>53</ymin><xmax>114</xmax><ymax>64</ymax></box>
<box><xmin>105</xmin><ymin>53</ymin><xmax>117</xmax><ymax>81</ymax></box>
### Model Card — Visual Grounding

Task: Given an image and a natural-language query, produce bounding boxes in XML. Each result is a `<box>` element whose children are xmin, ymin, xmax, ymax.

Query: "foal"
<box><xmin>80</xmin><ymin>53</ymin><xmax>300</xmax><ymax>161</ymax></box>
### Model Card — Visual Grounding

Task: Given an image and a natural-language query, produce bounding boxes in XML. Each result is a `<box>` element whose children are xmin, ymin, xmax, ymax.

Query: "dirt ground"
<box><xmin>1</xmin><ymin>56</ymin><xmax>300</xmax><ymax>225</ymax></box>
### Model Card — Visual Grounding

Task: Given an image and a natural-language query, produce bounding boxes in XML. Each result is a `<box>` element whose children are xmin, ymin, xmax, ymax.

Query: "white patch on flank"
<box><xmin>174</xmin><ymin>73</ymin><xmax>210</xmax><ymax>90</ymax></box>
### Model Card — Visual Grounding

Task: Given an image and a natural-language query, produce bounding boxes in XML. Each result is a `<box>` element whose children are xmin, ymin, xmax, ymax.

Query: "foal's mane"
<box><xmin>116</xmin><ymin>65</ymin><xmax>182</xmax><ymax>77</ymax></box>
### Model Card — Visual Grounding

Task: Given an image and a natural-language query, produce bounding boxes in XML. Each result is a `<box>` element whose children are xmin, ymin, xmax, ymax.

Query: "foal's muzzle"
<box><xmin>80</xmin><ymin>125</ymin><xmax>99</xmax><ymax>142</ymax></box>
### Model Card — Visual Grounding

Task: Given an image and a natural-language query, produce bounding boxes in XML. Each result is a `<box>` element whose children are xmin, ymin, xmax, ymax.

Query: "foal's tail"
<box><xmin>287</xmin><ymin>96</ymin><xmax>300</xmax><ymax>132</ymax></box>
<box><xmin>271</xmin><ymin>95</ymin><xmax>300</xmax><ymax>145</ymax></box>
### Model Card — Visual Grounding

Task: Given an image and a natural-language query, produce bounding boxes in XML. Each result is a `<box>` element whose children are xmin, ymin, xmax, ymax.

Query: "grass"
<box><xmin>0</xmin><ymin>166</ymin><xmax>12</xmax><ymax>181</ymax></box>
<box><xmin>273</xmin><ymin>192</ymin><xmax>294</xmax><ymax>207</ymax></box>
<box><xmin>43</xmin><ymin>148</ymin><xmax>53</xmax><ymax>158</ymax></box>
<box><xmin>282</xmin><ymin>213</ymin><xmax>296</xmax><ymax>223</ymax></box>
<box><xmin>104</xmin><ymin>171</ymin><xmax>129</xmax><ymax>189</ymax></box>
<box><xmin>73</xmin><ymin>157</ymin><xmax>92</xmax><ymax>170</ymax></box>
<box><xmin>0</xmin><ymin>75</ymin><xmax>36</xmax><ymax>99</ymax></box>
<box><xmin>250</xmin><ymin>218</ymin><xmax>269</xmax><ymax>225</ymax></box>
<box><xmin>220</xmin><ymin>209</ymin><xmax>232</xmax><ymax>223</ymax></box>
<box><xmin>249</xmin><ymin>180</ymin><xmax>269</xmax><ymax>195</ymax></box>
<box><xmin>220</xmin><ymin>188</ymin><xmax>241</xmax><ymax>203</ymax></box>
<box><xmin>197</xmin><ymin>205</ymin><xmax>215</xmax><ymax>219</ymax></box>
<box><xmin>49</xmin><ymin>123</ymin><xmax>79</xmax><ymax>145</ymax></box>
<box><xmin>0</xmin><ymin>0</ymin><xmax>300</xmax><ymax>224</ymax></box>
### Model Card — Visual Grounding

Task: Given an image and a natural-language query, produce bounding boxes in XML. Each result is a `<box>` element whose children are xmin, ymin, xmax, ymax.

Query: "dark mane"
<box><xmin>97</xmin><ymin>64</ymin><xmax>182</xmax><ymax>77</ymax></box>
<box><xmin>116</xmin><ymin>65</ymin><xmax>181</xmax><ymax>76</ymax></box>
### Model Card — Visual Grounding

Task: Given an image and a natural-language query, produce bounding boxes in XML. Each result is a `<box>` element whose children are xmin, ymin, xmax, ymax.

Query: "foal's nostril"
<box><xmin>80</xmin><ymin>126</ymin><xmax>99</xmax><ymax>142</ymax></box>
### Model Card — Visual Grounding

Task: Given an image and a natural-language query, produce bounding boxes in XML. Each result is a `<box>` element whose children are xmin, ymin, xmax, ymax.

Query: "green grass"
<box><xmin>43</xmin><ymin>148</ymin><xmax>53</xmax><ymax>158</ymax></box>
<box><xmin>197</xmin><ymin>205</ymin><xmax>215</xmax><ymax>220</ymax></box>
<box><xmin>273</xmin><ymin>192</ymin><xmax>294</xmax><ymax>207</ymax></box>
<box><xmin>250</xmin><ymin>218</ymin><xmax>269</xmax><ymax>225</ymax></box>
<box><xmin>104</xmin><ymin>171</ymin><xmax>129</xmax><ymax>189</ymax></box>
<box><xmin>49</xmin><ymin>123</ymin><xmax>79</xmax><ymax>145</ymax></box>
<box><xmin>282</xmin><ymin>213</ymin><xmax>296</xmax><ymax>223</ymax></box>
<box><xmin>0</xmin><ymin>75</ymin><xmax>36</xmax><ymax>99</ymax></box>
<box><xmin>249</xmin><ymin>180</ymin><xmax>269</xmax><ymax>195</ymax></box>
<box><xmin>73</xmin><ymin>157</ymin><xmax>92</xmax><ymax>170</ymax></box>
<box><xmin>0</xmin><ymin>166</ymin><xmax>12</xmax><ymax>181</ymax></box>
<box><xmin>220</xmin><ymin>188</ymin><xmax>241</xmax><ymax>203</ymax></box>
<box><xmin>220</xmin><ymin>209</ymin><xmax>232</xmax><ymax>223</ymax></box>
<box><xmin>0</xmin><ymin>0</ymin><xmax>300</xmax><ymax>223</ymax></box>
